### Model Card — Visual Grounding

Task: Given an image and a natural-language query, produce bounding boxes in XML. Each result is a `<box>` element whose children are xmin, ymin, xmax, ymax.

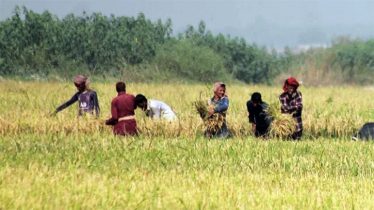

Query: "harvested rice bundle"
<box><xmin>265</xmin><ymin>102</ymin><xmax>296</xmax><ymax>139</ymax></box>
<box><xmin>193</xmin><ymin>100</ymin><xmax>208</xmax><ymax>118</ymax></box>
<box><xmin>205</xmin><ymin>111</ymin><xmax>225</xmax><ymax>134</ymax></box>
<box><xmin>193</xmin><ymin>100</ymin><xmax>225</xmax><ymax>134</ymax></box>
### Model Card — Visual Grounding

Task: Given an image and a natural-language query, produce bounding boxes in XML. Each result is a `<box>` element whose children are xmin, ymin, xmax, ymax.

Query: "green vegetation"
<box><xmin>1</xmin><ymin>6</ymin><xmax>371</xmax><ymax>86</ymax></box>
<box><xmin>154</xmin><ymin>41</ymin><xmax>229</xmax><ymax>82</ymax></box>
<box><xmin>1</xmin><ymin>6</ymin><xmax>373</xmax><ymax>85</ymax></box>
<box><xmin>2</xmin><ymin>134</ymin><xmax>374</xmax><ymax>209</ymax></box>
<box><xmin>276</xmin><ymin>37</ymin><xmax>374</xmax><ymax>85</ymax></box>
<box><xmin>0</xmin><ymin>6</ymin><xmax>275</xmax><ymax>84</ymax></box>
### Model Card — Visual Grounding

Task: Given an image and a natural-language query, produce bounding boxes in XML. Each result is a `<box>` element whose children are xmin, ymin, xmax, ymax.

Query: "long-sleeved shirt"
<box><xmin>211</xmin><ymin>97</ymin><xmax>229</xmax><ymax>114</ymax></box>
<box><xmin>56</xmin><ymin>90</ymin><xmax>100</xmax><ymax>117</ymax></box>
<box><xmin>108</xmin><ymin>92</ymin><xmax>137</xmax><ymax>136</ymax></box>
<box><xmin>147</xmin><ymin>99</ymin><xmax>178</xmax><ymax>121</ymax></box>
<box><xmin>246</xmin><ymin>100</ymin><xmax>272</xmax><ymax>130</ymax></box>
<box><xmin>279</xmin><ymin>91</ymin><xmax>303</xmax><ymax>131</ymax></box>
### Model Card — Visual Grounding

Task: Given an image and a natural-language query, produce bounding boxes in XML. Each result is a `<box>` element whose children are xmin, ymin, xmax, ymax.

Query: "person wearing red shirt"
<box><xmin>105</xmin><ymin>82</ymin><xmax>138</xmax><ymax>136</ymax></box>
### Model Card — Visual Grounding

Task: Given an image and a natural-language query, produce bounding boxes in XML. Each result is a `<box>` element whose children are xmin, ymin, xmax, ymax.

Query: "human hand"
<box><xmin>105</xmin><ymin>118</ymin><xmax>118</xmax><ymax>125</ymax></box>
<box><xmin>207</xmin><ymin>109</ymin><xmax>215</xmax><ymax>118</ymax></box>
<box><xmin>252</xmin><ymin>124</ymin><xmax>256</xmax><ymax>133</ymax></box>
<box><xmin>50</xmin><ymin>111</ymin><xmax>57</xmax><ymax>117</ymax></box>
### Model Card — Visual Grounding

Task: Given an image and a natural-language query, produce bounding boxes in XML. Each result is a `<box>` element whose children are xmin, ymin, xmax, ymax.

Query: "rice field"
<box><xmin>1</xmin><ymin>80</ymin><xmax>374</xmax><ymax>209</ymax></box>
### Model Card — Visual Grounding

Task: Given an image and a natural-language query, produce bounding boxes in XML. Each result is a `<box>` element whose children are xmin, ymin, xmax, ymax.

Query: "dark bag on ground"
<box><xmin>353</xmin><ymin>123</ymin><xmax>374</xmax><ymax>141</ymax></box>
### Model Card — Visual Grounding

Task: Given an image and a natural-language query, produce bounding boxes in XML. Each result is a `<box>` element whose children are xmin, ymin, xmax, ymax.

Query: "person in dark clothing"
<box><xmin>53</xmin><ymin>75</ymin><xmax>100</xmax><ymax>117</ymax></box>
<box><xmin>246</xmin><ymin>92</ymin><xmax>272</xmax><ymax>138</ymax></box>
<box><xmin>105</xmin><ymin>82</ymin><xmax>138</xmax><ymax>136</ymax></box>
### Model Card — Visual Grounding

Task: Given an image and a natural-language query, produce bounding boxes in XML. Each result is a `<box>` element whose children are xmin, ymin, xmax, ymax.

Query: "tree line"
<box><xmin>0</xmin><ymin>6</ymin><xmax>373</xmax><ymax>85</ymax></box>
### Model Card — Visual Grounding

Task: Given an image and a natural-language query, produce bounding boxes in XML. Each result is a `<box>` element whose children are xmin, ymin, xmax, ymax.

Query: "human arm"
<box><xmin>149</xmin><ymin>101</ymin><xmax>161</xmax><ymax>119</ymax></box>
<box><xmin>246</xmin><ymin>101</ymin><xmax>257</xmax><ymax>133</ymax></box>
<box><xmin>105</xmin><ymin>99</ymin><xmax>118</xmax><ymax>125</ymax></box>
<box><xmin>54</xmin><ymin>92</ymin><xmax>79</xmax><ymax>113</ymax></box>
<box><xmin>207</xmin><ymin>98</ymin><xmax>229</xmax><ymax>118</ymax></box>
<box><xmin>294</xmin><ymin>92</ymin><xmax>303</xmax><ymax>113</ymax></box>
<box><xmin>156</xmin><ymin>106</ymin><xmax>162</xmax><ymax>119</ymax></box>
<box><xmin>247</xmin><ymin>100</ymin><xmax>255</xmax><ymax>124</ymax></box>
<box><xmin>207</xmin><ymin>109</ymin><xmax>215</xmax><ymax>118</ymax></box>
<box><xmin>279</xmin><ymin>94</ymin><xmax>292</xmax><ymax>113</ymax></box>
<box><xmin>213</xmin><ymin>98</ymin><xmax>229</xmax><ymax>113</ymax></box>
<box><xmin>92</xmin><ymin>91</ymin><xmax>100</xmax><ymax>117</ymax></box>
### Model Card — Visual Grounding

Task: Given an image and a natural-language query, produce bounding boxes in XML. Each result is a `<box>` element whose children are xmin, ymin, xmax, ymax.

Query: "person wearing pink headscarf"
<box><xmin>279</xmin><ymin>77</ymin><xmax>303</xmax><ymax>140</ymax></box>
<box><xmin>52</xmin><ymin>75</ymin><xmax>100</xmax><ymax>117</ymax></box>
<box><xmin>205</xmin><ymin>82</ymin><xmax>229</xmax><ymax>138</ymax></box>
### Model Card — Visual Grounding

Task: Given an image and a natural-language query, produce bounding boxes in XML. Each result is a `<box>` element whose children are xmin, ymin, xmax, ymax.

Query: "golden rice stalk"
<box><xmin>137</xmin><ymin>117</ymin><xmax>183</xmax><ymax>138</ymax></box>
<box><xmin>265</xmin><ymin>102</ymin><xmax>297</xmax><ymax>139</ymax></box>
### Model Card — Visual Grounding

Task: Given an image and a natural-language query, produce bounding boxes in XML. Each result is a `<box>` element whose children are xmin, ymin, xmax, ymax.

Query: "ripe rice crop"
<box><xmin>0</xmin><ymin>80</ymin><xmax>373</xmax><ymax>139</ymax></box>
<box><xmin>1</xmin><ymin>80</ymin><xmax>374</xmax><ymax>209</ymax></box>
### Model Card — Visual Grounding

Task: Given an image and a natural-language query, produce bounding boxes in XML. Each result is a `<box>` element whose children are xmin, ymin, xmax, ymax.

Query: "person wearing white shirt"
<box><xmin>135</xmin><ymin>94</ymin><xmax>178</xmax><ymax>121</ymax></box>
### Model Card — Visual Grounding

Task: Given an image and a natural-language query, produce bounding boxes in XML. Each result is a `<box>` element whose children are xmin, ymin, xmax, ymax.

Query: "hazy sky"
<box><xmin>1</xmin><ymin>0</ymin><xmax>374</xmax><ymax>49</ymax></box>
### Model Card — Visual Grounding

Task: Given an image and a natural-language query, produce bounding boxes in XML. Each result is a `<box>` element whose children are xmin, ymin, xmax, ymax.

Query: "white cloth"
<box><xmin>148</xmin><ymin>99</ymin><xmax>178</xmax><ymax>121</ymax></box>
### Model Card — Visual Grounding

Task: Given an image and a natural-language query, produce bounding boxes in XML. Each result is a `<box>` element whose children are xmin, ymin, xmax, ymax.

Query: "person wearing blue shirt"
<box><xmin>205</xmin><ymin>82</ymin><xmax>229</xmax><ymax>138</ymax></box>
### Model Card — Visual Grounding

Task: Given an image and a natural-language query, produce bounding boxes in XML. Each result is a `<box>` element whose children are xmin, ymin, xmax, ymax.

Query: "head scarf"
<box><xmin>74</xmin><ymin>75</ymin><xmax>90</xmax><ymax>87</ymax></box>
<box><xmin>213</xmin><ymin>82</ymin><xmax>225</xmax><ymax>92</ymax></box>
<box><xmin>213</xmin><ymin>82</ymin><xmax>228</xmax><ymax>98</ymax></box>
<box><xmin>283</xmin><ymin>77</ymin><xmax>299</xmax><ymax>91</ymax></box>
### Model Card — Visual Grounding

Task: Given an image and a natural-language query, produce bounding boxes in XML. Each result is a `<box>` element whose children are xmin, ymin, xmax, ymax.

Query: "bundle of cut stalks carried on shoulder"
<box><xmin>193</xmin><ymin>100</ymin><xmax>225</xmax><ymax>134</ymax></box>
<box><xmin>265</xmin><ymin>101</ymin><xmax>297</xmax><ymax>139</ymax></box>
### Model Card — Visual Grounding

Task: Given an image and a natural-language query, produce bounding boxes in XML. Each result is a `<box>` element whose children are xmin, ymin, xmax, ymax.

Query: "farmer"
<box><xmin>105</xmin><ymin>82</ymin><xmax>138</xmax><ymax>136</ymax></box>
<box><xmin>279</xmin><ymin>77</ymin><xmax>303</xmax><ymax>140</ymax></box>
<box><xmin>53</xmin><ymin>75</ymin><xmax>100</xmax><ymax>117</ymax></box>
<box><xmin>205</xmin><ymin>82</ymin><xmax>229</xmax><ymax>138</ymax></box>
<box><xmin>247</xmin><ymin>92</ymin><xmax>272</xmax><ymax>138</ymax></box>
<box><xmin>134</xmin><ymin>94</ymin><xmax>178</xmax><ymax>121</ymax></box>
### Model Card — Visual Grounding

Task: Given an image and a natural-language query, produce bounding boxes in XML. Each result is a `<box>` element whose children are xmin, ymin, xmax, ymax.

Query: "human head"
<box><xmin>134</xmin><ymin>94</ymin><xmax>148</xmax><ymax>111</ymax></box>
<box><xmin>251</xmin><ymin>92</ymin><xmax>262</xmax><ymax>107</ymax></box>
<box><xmin>283</xmin><ymin>77</ymin><xmax>299</xmax><ymax>94</ymax></box>
<box><xmin>214</xmin><ymin>82</ymin><xmax>226</xmax><ymax>98</ymax></box>
<box><xmin>73</xmin><ymin>75</ymin><xmax>89</xmax><ymax>92</ymax></box>
<box><xmin>116</xmin><ymin>82</ymin><xmax>126</xmax><ymax>93</ymax></box>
